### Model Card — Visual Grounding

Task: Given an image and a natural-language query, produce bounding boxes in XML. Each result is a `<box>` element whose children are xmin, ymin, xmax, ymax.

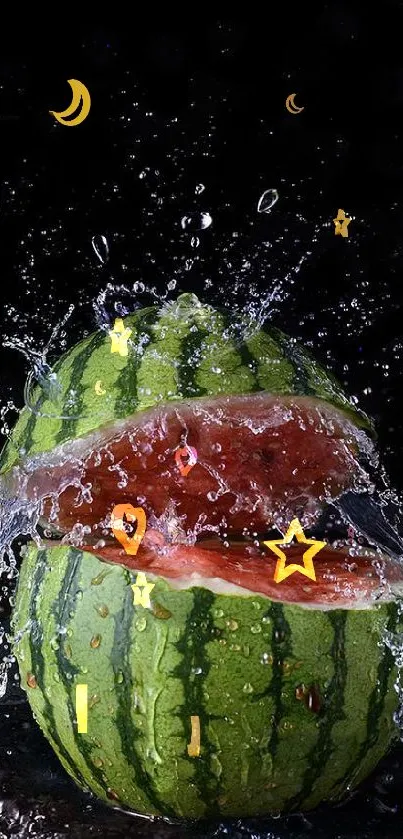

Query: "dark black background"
<box><xmin>1</xmin><ymin>10</ymin><xmax>403</xmax><ymax>838</ymax></box>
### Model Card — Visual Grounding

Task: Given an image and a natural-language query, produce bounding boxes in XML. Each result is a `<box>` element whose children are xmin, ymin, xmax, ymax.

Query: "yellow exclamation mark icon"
<box><xmin>187</xmin><ymin>715</ymin><xmax>201</xmax><ymax>757</ymax></box>
<box><xmin>76</xmin><ymin>684</ymin><xmax>88</xmax><ymax>733</ymax></box>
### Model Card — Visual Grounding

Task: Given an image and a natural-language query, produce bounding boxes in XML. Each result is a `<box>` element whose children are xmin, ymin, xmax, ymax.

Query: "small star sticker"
<box><xmin>333</xmin><ymin>208</ymin><xmax>351</xmax><ymax>238</ymax></box>
<box><xmin>262</xmin><ymin>518</ymin><xmax>326</xmax><ymax>584</ymax></box>
<box><xmin>109</xmin><ymin>318</ymin><xmax>132</xmax><ymax>357</ymax></box>
<box><xmin>131</xmin><ymin>572</ymin><xmax>155</xmax><ymax>609</ymax></box>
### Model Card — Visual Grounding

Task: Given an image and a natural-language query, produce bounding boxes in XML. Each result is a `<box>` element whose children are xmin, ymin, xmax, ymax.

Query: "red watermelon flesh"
<box><xmin>15</xmin><ymin>391</ymin><xmax>403</xmax><ymax>607</ymax></box>
<box><xmin>75</xmin><ymin>536</ymin><xmax>403</xmax><ymax>608</ymax></box>
<box><xmin>29</xmin><ymin>393</ymin><xmax>373</xmax><ymax>540</ymax></box>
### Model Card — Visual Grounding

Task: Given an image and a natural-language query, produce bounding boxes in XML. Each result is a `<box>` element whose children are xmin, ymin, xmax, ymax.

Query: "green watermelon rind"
<box><xmin>0</xmin><ymin>294</ymin><xmax>373</xmax><ymax>475</ymax></box>
<box><xmin>12</xmin><ymin>543</ymin><xmax>401</xmax><ymax>819</ymax></box>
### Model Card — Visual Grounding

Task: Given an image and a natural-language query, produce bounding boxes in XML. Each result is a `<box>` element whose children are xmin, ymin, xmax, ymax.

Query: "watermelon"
<box><xmin>4</xmin><ymin>292</ymin><xmax>403</xmax><ymax>819</ymax></box>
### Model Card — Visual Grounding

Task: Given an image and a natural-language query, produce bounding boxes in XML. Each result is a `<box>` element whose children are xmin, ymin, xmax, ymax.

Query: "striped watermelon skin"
<box><xmin>12</xmin><ymin>543</ymin><xmax>401</xmax><ymax>819</ymax></box>
<box><xmin>0</xmin><ymin>293</ymin><xmax>372</xmax><ymax>476</ymax></box>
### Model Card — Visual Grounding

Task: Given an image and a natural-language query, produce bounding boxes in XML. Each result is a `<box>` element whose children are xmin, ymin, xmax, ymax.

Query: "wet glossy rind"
<box><xmin>12</xmin><ymin>543</ymin><xmax>401</xmax><ymax>818</ymax></box>
<box><xmin>0</xmin><ymin>294</ymin><xmax>372</xmax><ymax>475</ymax></box>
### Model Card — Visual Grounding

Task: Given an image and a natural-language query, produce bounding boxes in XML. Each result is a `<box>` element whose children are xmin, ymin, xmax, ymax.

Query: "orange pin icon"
<box><xmin>111</xmin><ymin>504</ymin><xmax>147</xmax><ymax>556</ymax></box>
<box><xmin>175</xmin><ymin>445</ymin><xmax>198</xmax><ymax>477</ymax></box>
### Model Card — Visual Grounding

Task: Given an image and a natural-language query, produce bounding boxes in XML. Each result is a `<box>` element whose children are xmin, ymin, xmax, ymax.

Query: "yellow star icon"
<box><xmin>333</xmin><ymin>208</ymin><xmax>351</xmax><ymax>238</ymax></box>
<box><xmin>108</xmin><ymin>318</ymin><xmax>132</xmax><ymax>357</ymax></box>
<box><xmin>262</xmin><ymin>518</ymin><xmax>326</xmax><ymax>584</ymax></box>
<box><xmin>131</xmin><ymin>572</ymin><xmax>155</xmax><ymax>609</ymax></box>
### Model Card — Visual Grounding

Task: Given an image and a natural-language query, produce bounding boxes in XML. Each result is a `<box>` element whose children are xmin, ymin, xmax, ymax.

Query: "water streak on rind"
<box><xmin>175</xmin><ymin>588</ymin><xmax>221</xmax><ymax>816</ymax></box>
<box><xmin>27</xmin><ymin>548</ymin><xmax>87</xmax><ymax>789</ymax></box>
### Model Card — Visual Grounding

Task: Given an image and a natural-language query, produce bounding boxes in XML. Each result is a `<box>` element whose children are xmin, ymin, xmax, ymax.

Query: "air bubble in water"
<box><xmin>92</xmin><ymin>235</ymin><xmax>109</xmax><ymax>264</ymax></box>
<box><xmin>180</xmin><ymin>212</ymin><xmax>212</xmax><ymax>231</ymax></box>
<box><xmin>257</xmin><ymin>189</ymin><xmax>279</xmax><ymax>214</ymax></box>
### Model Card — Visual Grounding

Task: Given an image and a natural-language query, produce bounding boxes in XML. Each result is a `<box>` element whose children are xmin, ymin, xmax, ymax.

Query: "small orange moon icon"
<box><xmin>285</xmin><ymin>93</ymin><xmax>304</xmax><ymax>115</ymax></box>
<box><xmin>94</xmin><ymin>380</ymin><xmax>106</xmax><ymax>396</ymax></box>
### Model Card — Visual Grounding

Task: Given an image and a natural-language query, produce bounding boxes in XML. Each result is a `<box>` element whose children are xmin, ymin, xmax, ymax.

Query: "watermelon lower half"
<box><xmin>4</xmin><ymin>293</ymin><xmax>403</xmax><ymax>819</ymax></box>
<box><xmin>11</xmin><ymin>542</ymin><xmax>403</xmax><ymax>819</ymax></box>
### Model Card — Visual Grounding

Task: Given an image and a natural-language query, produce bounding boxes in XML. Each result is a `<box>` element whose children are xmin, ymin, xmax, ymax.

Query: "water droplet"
<box><xmin>257</xmin><ymin>189</ymin><xmax>279</xmax><ymax>214</ymax></box>
<box><xmin>93</xmin><ymin>756</ymin><xmax>104</xmax><ymax>768</ymax></box>
<box><xmin>64</xmin><ymin>643</ymin><xmax>72</xmax><ymax>659</ymax></box>
<box><xmin>76</xmin><ymin>590</ymin><xmax>83</xmax><ymax>601</ymax></box>
<box><xmin>243</xmin><ymin>682</ymin><xmax>254</xmax><ymax>694</ymax></box>
<box><xmin>26</xmin><ymin>673</ymin><xmax>37</xmax><ymax>688</ymax></box>
<box><xmin>115</xmin><ymin>671</ymin><xmax>124</xmax><ymax>685</ymax></box>
<box><xmin>191</xmin><ymin>666</ymin><xmax>203</xmax><ymax>675</ymax></box>
<box><xmin>180</xmin><ymin>211</ymin><xmax>212</xmax><ymax>231</ymax></box>
<box><xmin>250</xmin><ymin>624</ymin><xmax>262</xmax><ymax>634</ymax></box>
<box><xmin>261</xmin><ymin>652</ymin><xmax>273</xmax><ymax>665</ymax></box>
<box><xmin>92</xmin><ymin>234</ymin><xmax>109</xmax><ymax>264</ymax></box>
<box><xmin>190</xmin><ymin>236</ymin><xmax>200</xmax><ymax>249</ymax></box>
<box><xmin>96</xmin><ymin>605</ymin><xmax>109</xmax><ymax>618</ymax></box>
<box><xmin>167</xmin><ymin>279</ymin><xmax>176</xmax><ymax>290</ymax></box>
<box><xmin>295</xmin><ymin>683</ymin><xmax>322</xmax><ymax>713</ymax></box>
<box><xmin>89</xmin><ymin>694</ymin><xmax>101</xmax><ymax>709</ymax></box>
<box><xmin>151</xmin><ymin>601</ymin><xmax>172</xmax><ymax>620</ymax></box>
<box><xmin>295</xmin><ymin>684</ymin><xmax>306</xmax><ymax>701</ymax></box>
<box><xmin>53</xmin><ymin>672</ymin><xmax>60</xmax><ymax>682</ymax></box>
<box><xmin>226</xmin><ymin>619</ymin><xmax>238</xmax><ymax>632</ymax></box>
<box><xmin>229</xmin><ymin>644</ymin><xmax>241</xmax><ymax>652</ymax></box>
<box><xmin>213</xmin><ymin>608</ymin><xmax>224</xmax><ymax>618</ymax></box>
<box><xmin>90</xmin><ymin>634</ymin><xmax>102</xmax><ymax>649</ymax></box>
<box><xmin>50</xmin><ymin>638</ymin><xmax>60</xmax><ymax>651</ymax></box>
<box><xmin>195</xmin><ymin>183</ymin><xmax>205</xmax><ymax>195</ymax></box>
<box><xmin>91</xmin><ymin>570</ymin><xmax>111</xmax><ymax>586</ymax></box>
<box><xmin>135</xmin><ymin>616</ymin><xmax>147</xmax><ymax>632</ymax></box>
<box><xmin>262</xmin><ymin>615</ymin><xmax>271</xmax><ymax>624</ymax></box>
<box><xmin>274</xmin><ymin>629</ymin><xmax>285</xmax><ymax>642</ymax></box>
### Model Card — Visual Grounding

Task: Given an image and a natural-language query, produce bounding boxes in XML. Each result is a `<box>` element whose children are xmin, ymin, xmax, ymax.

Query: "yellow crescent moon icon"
<box><xmin>94</xmin><ymin>380</ymin><xmax>106</xmax><ymax>396</ymax></box>
<box><xmin>50</xmin><ymin>79</ymin><xmax>91</xmax><ymax>127</ymax></box>
<box><xmin>285</xmin><ymin>93</ymin><xmax>304</xmax><ymax>115</ymax></box>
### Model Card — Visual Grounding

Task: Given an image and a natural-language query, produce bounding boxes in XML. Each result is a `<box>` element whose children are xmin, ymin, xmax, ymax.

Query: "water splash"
<box><xmin>91</xmin><ymin>234</ymin><xmax>109</xmax><ymax>265</ymax></box>
<box><xmin>257</xmin><ymin>189</ymin><xmax>279</xmax><ymax>213</ymax></box>
<box><xmin>2</xmin><ymin>306</ymin><xmax>80</xmax><ymax>421</ymax></box>
<box><xmin>180</xmin><ymin>211</ymin><xmax>212</xmax><ymax>231</ymax></box>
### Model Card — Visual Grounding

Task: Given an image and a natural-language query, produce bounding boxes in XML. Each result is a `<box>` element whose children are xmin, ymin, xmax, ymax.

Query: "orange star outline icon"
<box><xmin>262</xmin><ymin>518</ymin><xmax>326</xmax><ymax>584</ymax></box>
